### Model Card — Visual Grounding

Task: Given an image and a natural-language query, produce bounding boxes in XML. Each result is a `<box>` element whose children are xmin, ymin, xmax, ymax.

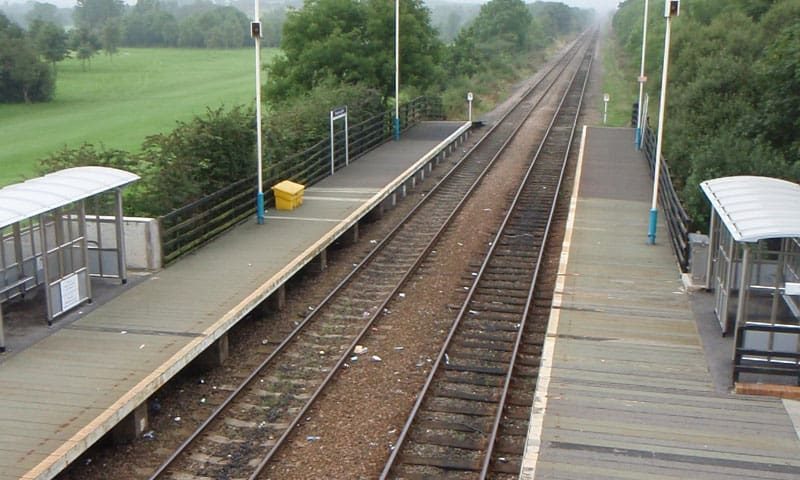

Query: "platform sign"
<box><xmin>60</xmin><ymin>274</ymin><xmax>81</xmax><ymax>311</ymax></box>
<box><xmin>330</xmin><ymin>106</ymin><xmax>349</xmax><ymax>175</ymax></box>
<box><xmin>467</xmin><ymin>92</ymin><xmax>474</xmax><ymax>123</ymax></box>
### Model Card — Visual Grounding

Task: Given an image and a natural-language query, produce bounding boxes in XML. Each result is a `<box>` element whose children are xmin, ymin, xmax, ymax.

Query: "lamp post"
<box><xmin>635</xmin><ymin>0</ymin><xmax>649</xmax><ymax>148</ymax></box>
<box><xmin>648</xmin><ymin>0</ymin><xmax>679</xmax><ymax>245</ymax></box>
<box><xmin>393</xmin><ymin>0</ymin><xmax>400</xmax><ymax>141</ymax></box>
<box><xmin>251</xmin><ymin>0</ymin><xmax>264</xmax><ymax>224</ymax></box>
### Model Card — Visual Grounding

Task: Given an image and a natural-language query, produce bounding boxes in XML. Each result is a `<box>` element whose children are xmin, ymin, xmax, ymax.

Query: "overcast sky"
<box><xmin>8</xmin><ymin>0</ymin><xmax>620</xmax><ymax>14</ymax></box>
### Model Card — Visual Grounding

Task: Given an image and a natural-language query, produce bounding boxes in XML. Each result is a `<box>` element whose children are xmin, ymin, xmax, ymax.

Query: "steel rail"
<box><xmin>149</xmin><ymin>35</ymin><xmax>589</xmax><ymax>480</ymax></box>
<box><xmin>379</xmin><ymin>38</ymin><xmax>595</xmax><ymax>480</ymax></box>
<box><xmin>248</xmin><ymin>34</ymin><xmax>589</xmax><ymax>480</ymax></box>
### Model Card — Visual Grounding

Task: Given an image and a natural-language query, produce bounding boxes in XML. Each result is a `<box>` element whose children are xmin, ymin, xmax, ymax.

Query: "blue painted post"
<box><xmin>647</xmin><ymin>208</ymin><xmax>658</xmax><ymax>244</ymax></box>
<box><xmin>393</xmin><ymin>117</ymin><xmax>400</xmax><ymax>141</ymax></box>
<box><xmin>257</xmin><ymin>191</ymin><xmax>264</xmax><ymax>225</ymax></box>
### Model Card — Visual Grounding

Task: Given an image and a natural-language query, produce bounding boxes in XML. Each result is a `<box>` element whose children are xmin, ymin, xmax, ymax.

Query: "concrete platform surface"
<box><xmin>521</xmin><ymin>127</ymin><xmax>800</xmax><ymax>480</ymax></box>
<box><xmin>0</xmin><ymin>121</ymin><xmax>470</xmax><ymax>480</ymax></box>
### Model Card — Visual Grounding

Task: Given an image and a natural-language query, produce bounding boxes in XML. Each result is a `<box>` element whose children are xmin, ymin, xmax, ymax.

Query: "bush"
<box><xmin>39</xmin><ymin>106</ymin><xmax>256</xmax><ymax>217</ymax></box>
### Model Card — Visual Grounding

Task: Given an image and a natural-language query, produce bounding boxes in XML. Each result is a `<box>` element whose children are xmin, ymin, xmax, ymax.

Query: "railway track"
<box><xmin>148</xmin><ymin>35</ymin><xmax>593</xmax><ymax>480</ymax></box>
<box><xmin>379</xmin><ymin>41</ymin><xmax>593</xmax><ymax>480</ymax></box>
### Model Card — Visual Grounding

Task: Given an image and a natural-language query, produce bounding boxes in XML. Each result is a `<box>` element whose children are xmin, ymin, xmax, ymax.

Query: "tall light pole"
<box><xmin>252</xmin><ymin>0</ymin><xmax>265</xmax><ymax>224</ymax></box>
<box><xmin>394</xmin><ymin>0</ymin><xmax>400</xmax><ymax>141</ymax></box>
<box><xmin>648</xmin><ymin>0</ymin><xmax>679</xmax><ymax>245</ymax></box>
<box><xmin>635</xmin><ymin>0</ymin><xmax>649</xmax><ymax>148</ymax></box>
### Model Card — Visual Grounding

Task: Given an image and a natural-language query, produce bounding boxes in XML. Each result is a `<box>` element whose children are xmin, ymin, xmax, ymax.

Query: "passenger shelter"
<box><xmin>0</xmin><ymin>166</ymin><xmax>139</xmax><ymax>351</ymax></box>
<box><xmin>701</xmin><ymin>176</ymin><xmax>800</xmax><ymax>382</ymax></box>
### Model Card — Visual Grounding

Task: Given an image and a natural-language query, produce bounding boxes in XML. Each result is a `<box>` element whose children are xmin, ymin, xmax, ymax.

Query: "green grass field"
<box><xmin>0</xmin><ymin>48</ymin><xmax>276</xmax><ymax>186</ymax></box>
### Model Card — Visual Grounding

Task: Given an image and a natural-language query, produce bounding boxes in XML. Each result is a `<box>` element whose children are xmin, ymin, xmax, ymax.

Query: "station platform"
<box><xmin>0</xmin><ymin>121</ymin><xmax>471</xmax><ymax>480</ymax></box>
<box><xmin>521</xmin><ymin>127</ymin><xmax>800</xmax><ymax>479</ymax></box>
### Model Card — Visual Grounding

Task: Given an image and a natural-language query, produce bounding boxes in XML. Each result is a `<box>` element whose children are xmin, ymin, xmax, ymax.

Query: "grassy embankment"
<box><xmin>0</xmin><ymin>48</ymin><xmax>276</xmax><ymax>186</ymax></box>
<box><xmin>600</xmin><ymin>28</ymin><xmax>639</xmax><ymax>127</ymax></box>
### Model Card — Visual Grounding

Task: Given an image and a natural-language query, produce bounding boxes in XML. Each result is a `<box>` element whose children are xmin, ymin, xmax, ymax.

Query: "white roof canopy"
<box><xmin>0</xmin><ymin>166</ymin><xmax>140</xmax><ymax>229</ymax></box>
<box><xmin>700</xmin><ymin>176</ymin><xmax>800</xmax><ymax>243</ymax></box>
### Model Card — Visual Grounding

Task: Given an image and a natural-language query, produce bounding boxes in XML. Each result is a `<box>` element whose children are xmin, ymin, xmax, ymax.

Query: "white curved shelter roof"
<box><xmin>0</xmin><ymin>166</ymin><xmax>139</xmax><ymax>230</ymax></box>
<box><xmin>700</xmin><ymin>176</ymin><xmax>800</xmax><ymax>243</ymax></box>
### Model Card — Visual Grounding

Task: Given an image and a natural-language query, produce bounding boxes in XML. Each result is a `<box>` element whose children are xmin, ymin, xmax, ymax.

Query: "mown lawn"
<box><xmin>0</xmin><ymin>48</ymin><xmax>277</xmax><ymax>186</ymax></box>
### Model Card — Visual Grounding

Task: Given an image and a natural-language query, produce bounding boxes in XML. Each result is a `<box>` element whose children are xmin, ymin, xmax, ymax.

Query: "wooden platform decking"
<box><xmin>0</xmin><ymin>121</ymin><xmax>471</xmax><ymax>480</ymax></box>
<box><xmin>521</xmin><ymin>127</ymin><xmax>800</xmax><ymax>480</ymax></box>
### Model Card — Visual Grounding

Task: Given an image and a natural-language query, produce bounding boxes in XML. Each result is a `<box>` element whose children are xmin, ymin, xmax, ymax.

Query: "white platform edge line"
<box><xmin>301</xmin><ymin>196</ymin><xmax>370</xmax><ymax>202</ymax></box>
<box><xmin>263</xmin><ymin>215</ymin><xmax>341</xmax><ymax>223</ymax></box>
<box><xmin>519</xmin><ymin>125</ymin><xmax>588</xmax><ymax>479</ymax></box>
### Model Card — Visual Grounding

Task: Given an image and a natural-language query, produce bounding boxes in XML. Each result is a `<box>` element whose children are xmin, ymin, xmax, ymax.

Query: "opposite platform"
<box><xmin>521</xmin><ymin>127</ymin><xmax>800</xmax><ymax>479</ymax></box>
<box><xmin>0</xmin><ymin>121</ymin><xmax>470</xmax><ymax>480</ymax></box>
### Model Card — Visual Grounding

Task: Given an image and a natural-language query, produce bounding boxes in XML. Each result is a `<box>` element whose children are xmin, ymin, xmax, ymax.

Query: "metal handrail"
<box><xmin>641</xmin><ymin>124</ymin><xmax>690</xmax><ymax>271</ymax></box>
<box><xmin>158</xmin><ymin>96</ymin><xmax>443</xmax><ymax>265</ymax></box>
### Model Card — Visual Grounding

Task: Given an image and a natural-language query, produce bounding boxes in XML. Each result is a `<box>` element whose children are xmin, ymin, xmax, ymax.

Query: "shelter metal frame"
<box><xmin>701</xmin><ymin>176</ymin><xmax>800</xmax><ymax>382</ymax></box>
<box><xmin>0</xmin><ymin>167</ymin><xmax>139</xmax><ymax>352</ymax></box>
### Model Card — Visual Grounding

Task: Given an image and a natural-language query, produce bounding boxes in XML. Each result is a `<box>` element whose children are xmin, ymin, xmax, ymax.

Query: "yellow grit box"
<box><xmin>272</xmin><ymin>180</ymin><xmax>305</xmax><ymax>210</ymax></box>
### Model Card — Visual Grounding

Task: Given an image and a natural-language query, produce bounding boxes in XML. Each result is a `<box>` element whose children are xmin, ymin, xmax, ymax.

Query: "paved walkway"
<box><xmin>521</xmin><ymin>127</ymin><xmax>800</xmax><ymax>480</ymax></box>
<box><xmin>0</xmin><ymin>121</ymin><xmax>470</xmax><ymax>480</ymax></box>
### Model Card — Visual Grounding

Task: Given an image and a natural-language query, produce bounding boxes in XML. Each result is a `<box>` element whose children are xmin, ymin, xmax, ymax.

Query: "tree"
<box><xmin>0</xmin><ymin>14</ymin><xmax>55</xmax><ymax>103</ymax></box>
<box><xmin>25</xmin><ymin>2</ymin><xmax>63</xmax><ymax>27</ymax></box>
<box><xmin>176</xmin><ymin>6</ymin><xmax>249</xmax><ymax>48</ymax></box>
<box><xmin>266</xmin><ymin>0</ymin><xmax>443</xmax><ymax>102</ymax></box>
<box><xmin>123</xmin><ymin>0</ymin><xmax>178</xmax><ymax>47</ymax></box>
<box><xmin>100</xmin><ymin>18</ymin><xmax>121</xmax><ymax>58</ymax></box>
<box><xmin>29</xmin><ymin>19</ymin><xmax>69</xmax><ymax>72</ymax></box>
<box><xmin>73</xmin><ymin>0</ymin><xmax>124</xmax><ymax>30</ymax></box>
<box><xmin>70</xmin><ymin>26</ymin><xmax>100</xmax><ymax>70</ymax></box>
<box><xmin>364</xmin><ymin>0</ymin><xmax>443</xmax><ymax>99</ymax></box>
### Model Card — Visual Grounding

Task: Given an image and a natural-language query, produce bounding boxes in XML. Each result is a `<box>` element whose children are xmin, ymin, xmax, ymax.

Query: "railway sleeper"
<box><xmin>514</xmin><ymin>350</ymin><xmax>543</xmax><ymax>365</ymax></box>
<box><xmin>510</xmin><ymin>365</ymin><xmax>539</xmax><ymax>378</ymax></box>
<box><xmin>462</xmin><ymin>318</ymin><xmax>522</xmax><ymax>332</ymax></box>
<box><xmin>409</xmin><ymin>431</ymin><xmax>486</xmax><ymax>451</ymax></box>
<box><xmin>472</xmin><ymin>294</ymin><xmax>526</xmax><ymax>312</ymax></box>
<box><xmin>426</xmin><ymin>398</ymin><xmax>496</xmax><ymax>416</ymax></box>
<box><xmin>503</xmin><ymin>404</ymin><xmax>535</xmax><ymax>420</ymax></box>
<box><xmin>493</xmin><ymin>422</ymin><xmax>529</xmax><ymax>438</ymax></box>
<box><xmin>399</xmin><ymin>454</ymin><xmax>482</xmax><ymax>472</ymax></box>
<box><xmin>445</xmin><ymin>356</ymin><xmax>509</xmax><ymax>374</ymax></box>
<box><xmin>442</xmin><ymin>370</ymin><xmax>504</xmax><ymax>387</ymax></box>
<box><xmin>468</xmin><ymin>300</ymin><xmax>528</xmax><ymax>312</ymax></box>
<box><xmin>433</xmin><ymin>385</ymin><xmax>500</xmax><ymax>403</ymax></box>
<box><xmin>463</xmin><ymin>310</ymin><xmax>521</xmax><ymax>323</ymax></box>
<box><xmin>473</xmin><ymin>288</ymin><xmax>529</xmax><ymax>299</ymax></box>
<box><xmin>417</xmin><ymin>418</ymin><xmax>492</xmax><ymax>434</ymax></box>
<box><xmin>443</xmin><ymin>362</ymin><xmax>507</xmax><ymax>376</ymax></box>
<box><xmin>462</xmin><ymin>325</ymin><xmax>518</xmax><ymax>338</ymax></box>
<box><xmin>447</xmin><ymin>346</ymin><xmax>512</xmax><ymax>363</ymax></box>
<box><xmin>504</xmin><ymin>392</ymin><xmax>534</xmax><ymax>407</ymax></box>
<box><xmin>490</xmin><ymin>457</ymin><xmax>523</xmax><ymax>475</ymax></box>
<box><xmin>454</xmin><ymin>338</ymin><xmax>515</xmax><ymax>352</ymax></box>
<box><xmin>477</xmin><ymin>280</ymin><xmax>533</xmax><ymax>291</ymax></box>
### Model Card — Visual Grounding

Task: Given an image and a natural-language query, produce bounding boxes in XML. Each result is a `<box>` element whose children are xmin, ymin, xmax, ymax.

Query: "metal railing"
<box><xmin>158</xmin><ymin>96</ymin><xmax>444</xmax><ymax>265</ymax></box>
<box><xmin>641</xmin><ymin>124</ymin><xmax>691</xmax><ymax>271</ymax></box>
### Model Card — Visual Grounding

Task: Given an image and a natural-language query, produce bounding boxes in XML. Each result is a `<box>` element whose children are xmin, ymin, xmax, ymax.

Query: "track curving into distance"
<box><xmin>148</xmin><ymin>33</ymin><xmax>593</xmax><ymax>480</ymax></box>
<box><xmin>380</xmin><ymin>38</ymin><xmax>594</xmax><ymax>480</ymax></box>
